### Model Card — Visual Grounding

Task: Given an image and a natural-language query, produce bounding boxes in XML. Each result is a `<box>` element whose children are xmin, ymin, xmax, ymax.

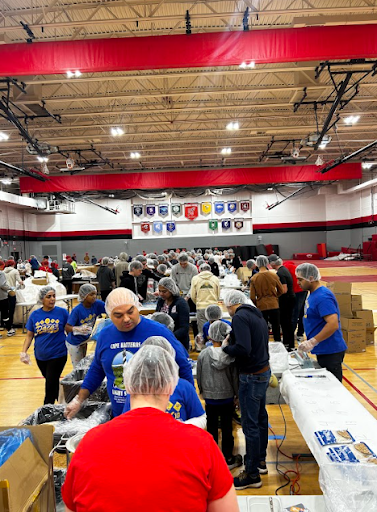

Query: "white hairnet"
<box><xmin>246</xmin><ymin>259</ymin><xmax>256</xmax><ymax>269</ymax></box>
<box><xmin>295</xmin><ymin>263</ymin><xmax>321</xmax><ymax>282</ymax></box>
<box><xmin>199</xmin><ymin>263</ymin><xmax>211</xmax><ymax>272</ymax></box>
<box><xmin>123</xmin><ymin>345</ymin><xmax>179</xmax><ymax>396</ymax></box>
<box><xmin>37</xmin><ymin>286</ymin><xmax>55</xmax><ymax>303</ymax></box>
<box><xmin>118</xmin><ymin>252</ymin><xmax>128</xmax><ymax>261</ymax></box>
<box><xmin>101</xmin><ymin>257</ymin><xmax>109</xmax><ymax>265</ymax></box>
<box><xmin>158</xmin><ymin>277</ymin><xmax>180</xmax><ymax>296</ymax></box>
<box><xmin>150</xmin><ymin>313</ymin><xmax>175</xmax><ymax>331</ymax></box>
<box><xmin>256</xmin><ymin>255</ymin><xmax>269</xmax><ymax>268</ymax></box>
<box><xmin>223</xmin><ymin>289</ymin><xmax>248</xmax><ymax>307</ymax></box>
<box><xmin>157</xmin><ymin>264</ymin><xmax>167</xmax><ymax>274</ymax></box>
<box><xmin>143</xmin><ymin>335</ymin><xmax>176</xmax><ymax>358</ymax></box>
<box><xmin>209</xmin><ymin>320</ymin><xmax>231</xmax><ymax>342</ymax></box>
<box><xmin>105</xmin><ymin>288</ymin><xmax>141</xmax><ymax>316</ymax></box>
<box><xmin>78</xmin><ymin>284</ymin><xmax>97</xmax><ymax>302</ymax></box>
<box><xmin>205</xmin><ymin>304</ymin><xmax>222</xmax><ymax>321</ymax></box>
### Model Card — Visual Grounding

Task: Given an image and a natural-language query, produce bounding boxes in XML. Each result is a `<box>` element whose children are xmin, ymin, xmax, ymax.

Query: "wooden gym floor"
<box><xmin>0</xmin><ymin>262</ymin><xmax>376</xmax><ymax>497</ymax></box>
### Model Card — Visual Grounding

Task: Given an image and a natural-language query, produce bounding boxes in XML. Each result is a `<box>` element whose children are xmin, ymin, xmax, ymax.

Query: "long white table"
<box><xmin>16</xmin><ymin>294</ymin><xmax>78</xmax><ymax>332</ymax></box>
<box><xmin>237</xmin><ymin>495</ymin><xmax>326</xmax><ymax>512</ymax></box>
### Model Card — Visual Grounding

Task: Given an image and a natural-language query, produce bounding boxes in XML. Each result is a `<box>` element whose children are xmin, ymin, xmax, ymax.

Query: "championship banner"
<box><xmin>141</xmin><ymin>222</ymin><xmax>150</xmax><ymax>233</ymax></box>
<box><xmin>227</xmin><ymin>201</ymin><xmax>237</xmax><ymax>213</ymax></box>
<box><xmin>214</xmin><ymin>201</ymin><xmax>225</xmax><ymax>215</ymax></box>
<box><xmin>171</xmin><ymin>203</ymin><xmax>182</xmax><ymax>216</ymax></box>
<box><xmin>159</xmin><ymin>204</ymin><xmax>169</xmax><ymax>217</ymax></box>
<box><xmin>133</xmin><ymin>204</ymin><xmax>143</xmax><ymax>217</ymax></box>
<box><xmin>234</xmin><ymin>219</ymin><xmax>244</xmax><ymax>230</ymax></box>
<box><xmin>209</xmin><ymin>219</ymin><xmax>218</xmax><ymax>231</ymax></box>
<box><xmin>240</xmin><ymin>201</ymin><xmax>250</xmax><ymax>212</ymax></box>
<box><xmin>222</xmin><ymin>218</ymin><xmax>231</xmax><ymax>230</ymax></box>
<box><xmin>184</xmin><ymin>203</ymin><xmax>199</xmax><ymax>220</ymax></box>
<box><xmin>153</xmin><ymin>221</ymin><xmax>163</xmax><ymax>233</ymax></box>
<box><xmin>201</xmin><ymin>202</ymin><xmax>212</xmax><ymax>215</ymax></box>
<box><xmin>146</xmin><ymin>205</ymin><xmax>156</xmax><ymax>216</ymax></box>
<box><xmin>166</xmin><ymin>222</ymin><xmax>176</xmax><ymax>233</ymax></box>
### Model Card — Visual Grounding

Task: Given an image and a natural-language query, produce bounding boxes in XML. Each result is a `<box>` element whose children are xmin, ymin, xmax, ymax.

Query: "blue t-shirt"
<box><xmin>303</xmin><ymin>287</ymin><xmax>347</xmax><ymax>355</ymax></box>
<box><xmin>203</xmin><ymin>319</ymin><xmax>232</xmax><ymax>342</ymax></box>
<box><xmin>122</xmin><ymin>378</ymin><xmax>204</xmax><ymax>421</ymax></box>
<box><xmin>26</xmin><ymin>306</ymin><xmax>68</xmax><ymax>361</ymax></box>
<box><xmin>66</xmin><ymin>300</ymin><xmax>106</xmax><ymax>346</ymax></box>
<box><xmin>82</xmin><ymin>316</ymin><xmax>195</xmax><ymax>417</ymax></box>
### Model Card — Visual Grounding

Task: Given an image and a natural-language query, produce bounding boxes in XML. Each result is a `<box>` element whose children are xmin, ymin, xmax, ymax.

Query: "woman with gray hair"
<box><xmin>20</xmin><ymin>286</ymin><xmax>68</xmax><ymax>404</ymax></box>
<box><xmin>156</xmin><ymin>277</ymin><xmax>190</xmax><ymax>350</ymax></box>
<box><xmin>96</xmin><ymin>256</ymin><xmax>115</xmax><ymax>301</ymax></box>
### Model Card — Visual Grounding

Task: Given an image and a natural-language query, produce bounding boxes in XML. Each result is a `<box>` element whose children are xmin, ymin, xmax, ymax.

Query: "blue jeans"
<box><xmin>239</xmin><ymin>369</ymin><xmax>271</xmax><ymax>476</ymax></box>
<box><xmin>292</xmin><ymin>291</ymin><xmax>307</xmax><ymax>337</ymax></box>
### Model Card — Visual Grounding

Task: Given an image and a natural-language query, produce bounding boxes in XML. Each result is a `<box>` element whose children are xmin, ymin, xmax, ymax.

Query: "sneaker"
<box><xmin>7</xmin><ymin>329</ymin><xmax>16</xmax><ymax>337</ymax></box>
<box><xmin>226</xmin><ymin>454</ymin><xmax>243</xmax><ymax>470</ymax></box>
<box><xmin>258</xmin><ymin>461</ymin><xmax>268</xmax><ymax>475</ymax></box>
<box><xmin>234</xmin><ymin>471</ymin><xmax>262</xmax><ymax>490</ymax></box>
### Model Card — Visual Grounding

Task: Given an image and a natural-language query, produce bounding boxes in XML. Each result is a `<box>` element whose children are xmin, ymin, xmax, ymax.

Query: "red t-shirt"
<box><xmin>284</xmin><ymin>261</ymin><xmax>301</xmax><ymax>294</ymax></box>
<box><xmin>62</xmin><ymin>407</ymin><xmax>233</xmax><ymax>512</ymax></box>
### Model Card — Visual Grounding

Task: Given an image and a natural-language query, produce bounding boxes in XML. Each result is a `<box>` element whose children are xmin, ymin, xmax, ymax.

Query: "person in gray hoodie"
<box><xmin>196</xmin><ymin>320</ymin><xmax>241</xmax><ymax>470</ymax></box>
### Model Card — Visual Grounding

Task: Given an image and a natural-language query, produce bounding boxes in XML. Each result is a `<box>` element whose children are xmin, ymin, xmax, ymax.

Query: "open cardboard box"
<box><xmin>0</xmin><ymin>425</ymin><xmax>54</xmax><ymax>512</ymax></box>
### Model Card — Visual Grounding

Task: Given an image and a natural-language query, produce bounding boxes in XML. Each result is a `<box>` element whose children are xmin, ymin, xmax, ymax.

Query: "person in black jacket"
<box><xmin>222</xmin><ymin>290</ymin><xmax>270</xmax><ymax>491</ymax></box>
<box><xmin>156</xmin><ymin>277</ymin><xmax>190</xmax><ymax>350</ymax></box>
<box><xmin>208</xmin><ymin>256</ymin><xmax>220</xmax><ymax>277</ymax></box>
<box><xmin>120</xmin><ymin>261</ymin><xmax>143</xmax><ymax>298</ymax></box>
<box><xmin>62</xmin><ymin>258</ymin><xmax>75</xmax><ymax>294</ymax></box>
<box><xmin>134</xmin><ymin>256</ymin><xmax>161</xmax><ymax>300</ymax></box>
<box><xmin>96</xmin><ymin>257</ymin><xmax>115</xmax><ymax>301</ymax></box>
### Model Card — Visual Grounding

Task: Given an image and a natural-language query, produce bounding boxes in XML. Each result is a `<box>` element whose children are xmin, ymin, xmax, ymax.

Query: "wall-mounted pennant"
<box><xmin>184</xmin><ymin>203</ymin><xmax>199</xmax><ymax>220</ymax></box>
<box><xmin>133</xmin><ymin>204</ymin><xmax>143</xmax><ymax>217</ymax></box>
<box><xmin>146</xmin><ymin>205</ymin><xmax>156</xmax><ymax>216</ymax></box>
<box><xmin>209</xmin><ymin>219</ymin><xmax>218</xmax><ymax>231</ymax></box>
<box><xmin>166</xmin><ymin>222</ymin><xmax>176</xmax><ymax>233</ymax></box>
<box><xmin>141</xmin><ymin>222</ymin><xmax>150</xmax><ymax>233</ymax></box>
<box><xmin>153</xmin><ymin>221</ymin><xmax>163</xmax><ymax>233</ymax></box>
<box><xmin>171</xmin><ymin>203</ymin><xmax>182</xmax><ymax>216</ymax></box>
<box><xmin>222</xmin><ymin>218</ymin><xmax>231</xmax><ymax>230</ymax></box>
<box><xmin>158</xmin><ymin>204</ymin><xmax>169</xmax><ymax>217</ymax></box>
<box><xmin>227</xmin><ymin>201</ymin><xmax>237</xmax><ymax>213</ymax></box>
<box><xmin>201</xmin><ymin>202</ymin><xmax>212</xmax><ymax>215</ymax></box>
<box><xmin>234</xmin><ymin>219</ymin><xmax>244</xmax><ymax>230</ymax></box>
<box><xmin>240</xmin><ymin>201</ymin><xmax>250</xmax><ymax>212</ymax></box>
<box><xmin>214</xmin><ymin>201</ymin><xmax>225</xmax><ymax>215</ymax></box>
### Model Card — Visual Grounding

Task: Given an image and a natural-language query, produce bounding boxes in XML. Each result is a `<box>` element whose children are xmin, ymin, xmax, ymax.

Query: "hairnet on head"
<box><xmin>157</xmin><ymin>255</ymin><xmax>166</xmax><ymax>263</ymax></box>
<box><xmin>147</xmin><ymin>258</ymin><xmax>155</xmax><ymax>269</ymax></box>
<box><xmin>105</xmin><ymin>288</ymin><xmax>141</xmax><ymax>316</ymax></box>
<box><xmin>209</xmin><ymin>320</ymin><xmax>232</xmax><ymax>342</ymax></box>
<box><xmin>268</xmin><ymin>254</ymin><xmax>279</xmax><ymax>263</ymax></box>
<box><xmin>123</xmin><ymin>345</ymin><xmax>179</xmax><ymax>396</ymax></box>
<box><xmin>223</xmin><ymin>289</ymin><xmax>248</xmax><ymax>307</ymax></box>
<box><xmin>200</xmin><ymin>263</ymin><xmax>211</xmax><ymax>272</ymax></box>
<box><xmin>102</xmin><ymin>257</ymin><xmax>109</xmax><ymax>265</ymax></box>
<box><xmin>208</xmin><ymin>256</ymin><xmax>215</xmax><ymax>263</ymax></box>
<box><xmin>158</xmin><ymin>277</ymin><xmax>180</xmax><ymax>296</ymax></box>
<box><xmin>119</xmin><ymin>252</ymin><xmax>128</xmax><ymax>261</ymax></box>
<box><xmin>246</xmin><ymin>259</ymin><xmax>256</xmax><ymax>269</ymax></box>
<box><xmin>130</xmin><ymin>260</ymin><xmax>143</xmax><ymax>271</ymax></box>
<box><xmin>296</xmin><ymin>263</ymin><xmax>321</xmax><ymax>282</ymax></box>
<box><xmin>143</xmin><ymin>335</ymin><xmax>176</xmax><ymax>358</ymax></box>
<box><xmin>197</xmin><ymin>259</ymin><xmax>204</xmax><ymax>267</ymax></box>
<box><xmin>205</xmin><ymin>304</ymin><xmax>223</xmax><ymax>321</ymax></box>
<box><xmin>78</xmin><ymin>284</ymin><xmax>97</xmax><ymax>302</ymax></box>
<box><xmin>150</xmin><ymin>312</ymin><xmax>175</xmax><ymax>332</ymax></box>
<box><xmin>178</xmin><ymin>253</ymin><xmax>188</xmax><ymax>262</ymax></box>
<box><xmin>256</xmin><ymin>255</ymin><xmax>269</xmax><ymax>268</ymax></box>
<box><xmin>157</xmin><ymin>264</ymin><xmax>167</xmax><ymax>274</ymax></box>
<box><xmin>38</xmin><ymin>286</ymin><xmax>56</xmax><ymax>303</ymax></box>
<box><xmin>135</xmin><ymin>255</ymin><xmax>147</xmax><ymax>263</ymax></box>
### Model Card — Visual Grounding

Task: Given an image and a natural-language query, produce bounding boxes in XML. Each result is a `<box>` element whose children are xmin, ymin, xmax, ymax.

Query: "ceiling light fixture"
<box><xmin>130</xmin><ymin>152</ymin><xmax>141</xmax><ymax>159</ymax></box>
<box><xmin>37</xmin><ymin>156</ymin><xmax>49</xmax><ymax>163</ymax></box>
<box><xmin>109</xmin><ymin>194</ymin><xmax>115</xmax><ymax>198</ymax></box>
<box><xmin>111</xmin><ymin>127</ymin><xmax>124</xmax><ymax>136</ymax></box>
<box><xmin>344</xmin><ymin>115</ymin><xmax>360</xmax><ymax>126</ymax></box>
<box><xmin>221</xmin><ymin>148</ymin><xmax>232</xmax><ymax>155</ymax></box>
<box><xmin>362</xmin><ymin>162</ymin><xmax>375</xmax><ymax>170</ymax></box>
<box><xmin>0</xmin><ymin>132</ymin><xmax>9</xmax><ymax>141</ymax></box>
<box><xmin>226</xmin><ymin>121</ymin><xmax>240</xmax><ymax>131</ymax></box>
<box><xmin>66</xmin><ymin>70</ymin><xmax>82</xmax><ymax>78</ymax></box>
<box><xmin>0</xmin><ymin>178</ymin><xmax>12</xmax><ymax>185</ymax></box>
<box><xmin>267</xmin><ymin>187</ymin><xmax>274</xmax><ymax>191</ymax></box>
<box><xmin>239</xmin><ymin>61</ymin><xmax>255</xmax><ymax>69</ymax></box>
<box><xmin>318</xmin><ymin>143</ymin><xmax>328</xmax><ymax>150</ymax></box>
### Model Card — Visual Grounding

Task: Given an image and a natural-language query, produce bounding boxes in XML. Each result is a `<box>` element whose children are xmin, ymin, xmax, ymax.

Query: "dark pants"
<box><xmin>62</xmin><ymin>279</ymin><xmax>73</xmax><ymax>294</ymax></box>
<box><xmin>316</xmin><ymin>351</ymin><xmax>345</xmax><ymax>382</ymax></box>
<box><xmin>36</xmin><ymin>355</ymin><xmax>67</xmax><ymax>405</ymax></box>
<box><xmin>239</xmin><ymin>369</ymin><xmax>271</xmax><ymax>476</ymax></box>
<box><xmin>279</xmin><ymin>296</ymin><xmax>296</xmax><ymax>350</ymax></box>
<box><xmin>206</xmin><ymin>401</ymin><xmax>234</xmax><ymax>460</ymax></box>
<box><xmin>262</xmin><ymin>309</ymin><xmax>281</xmax><ymax>341</ymax></box>
<box><xmin>187</xmin><ymin>297</ymin><xmax>198</xmax><ymax>338</ymax></box>
<box><xmin>101</xmin><ymin>289</ymin><xmax>112</xmax><ymax>302</ymax></box>
<box><xmin>8</xmin><ymin>295</ymin><xmax>16</xmax><ymax>329</ymax></box>
<box><xmin>292</xmin><ymin>291</ymin><xmax>307</xmax><ymax>337</ymax></box>
<box><xmin>0</xmin><ymin>298</ymin><xmax>11</xmax><ymax>330</ymax></box>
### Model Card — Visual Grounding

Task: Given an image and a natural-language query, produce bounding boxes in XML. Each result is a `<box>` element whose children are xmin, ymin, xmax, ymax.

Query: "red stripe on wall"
<box><xmin>19</xmin><ymin>163</ymin><xmax>361</xmax><ymax>194</ymax></box>
<box><xmin>1</xmin><ymin>25</ymin><xmax>377</xmax><ymax>76</ymax></box>
<box><xmin>0</xmin><ymin>228</ymin><xmax>132</xmax><ymax>238</ymax></box>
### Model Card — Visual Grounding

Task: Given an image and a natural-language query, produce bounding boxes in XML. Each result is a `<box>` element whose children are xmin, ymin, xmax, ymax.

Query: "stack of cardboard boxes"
<box><xmin>327</xmin><ymin>282</ymin><xmax>375</xmax><ymax>353</ymax></box>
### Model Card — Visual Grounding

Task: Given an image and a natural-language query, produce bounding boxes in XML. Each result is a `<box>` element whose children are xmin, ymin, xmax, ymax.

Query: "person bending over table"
<box><xmin>20</xmin><ymin>286</ymin><xmax>68</xmax><ymax>404</ymax></box>
<box><xmin>296</xmin><ymin>263</ymin><xmax>347</xmax><ymax>382</ymax></box>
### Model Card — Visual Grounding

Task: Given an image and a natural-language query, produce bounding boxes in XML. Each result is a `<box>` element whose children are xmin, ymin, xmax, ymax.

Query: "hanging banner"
<box><xmin>184</xmin><ymin>203</ymin><xmax>199</xmax><ymax>220</ymax></box>
<box><xmin>141</xmin><ymin>222</ymin><xmax>150</xmax><ymax>233</ymax></box>
<box><xmin>234</xmin><ymin>219</ymin><xmax>244</xmax><ymax>230</ymax></box>
<box><xmin>240</xmin><ymin>201</ymin><xmax>250</xmax><ymax>212</ymax></box>
<box><xmin>166</xmin><ymin>222</ymin><xmax>176</xmax><ymax>233</ymax></box>
<box><xmin>227</xmin><ymin>201</ymin><xmax>238</xmax><ymax>213</ymax></box>
<box><xmin>209</xmin><ymin>219</ymin><xmax>218</xmax><ymax>231</ymax></box>
<box><xmin>133</xmin><ymin>204</ymin><xmax>143</xmax><ymax>217</ymax></box>
<box><xmin>146</xmin><ymin>205</ymin><xmax>156</xmax><ymax>216</ymax></box>
<box><xmin>214</xmin><ymin>201</ymin><xmax>225</xmax><ymax>215</ymax></box>
<box><xmin>222</xmin><ymin>218</ymin><xmax>231</xmax><ymax>230</ymax></box>
<box><xmin>171</xmin><ymin>203</ymin><xmax>182</xmax><ymax>216</ymax></box>
<box><xmin>201</xmin><ymin>202</ymin><xmax>212</xmax><ymax>215</ymax></box>
<box><xmin>159</xmin><ymin>204</ymin><xmax>169</xmax><ymax>217</ymax></box>
<box><xmin>153</xmin><ymin>221</ymin><xmax>163</xmax><ymax>233</ymax></box>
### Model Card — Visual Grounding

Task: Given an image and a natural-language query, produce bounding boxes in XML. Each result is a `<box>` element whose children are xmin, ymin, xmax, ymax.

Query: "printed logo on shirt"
<box><xmin>35</xmin><ymin>319</ymin><xmax>60</xmax><ymax>334</ymax></box>
<box><xmin>80</xmin><ymin>314</ymin><xmax>96</xmax><ymax>325</ymax></box>
<box><xmin>167</xmin><ymin>400</ymin><xmax>182</xmax><ymax>419</ymax></box>
<box><xmin>111</xmin><ymin>350</ymin><xmax>134</xmax><ymax>390</ymax></box>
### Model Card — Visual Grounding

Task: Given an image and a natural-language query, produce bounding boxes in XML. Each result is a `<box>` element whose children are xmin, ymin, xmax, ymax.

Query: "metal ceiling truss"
<box><xmin>259</xmin><ymin>137</ymin><xmax>308</xmax><ymax>164</ymax></box>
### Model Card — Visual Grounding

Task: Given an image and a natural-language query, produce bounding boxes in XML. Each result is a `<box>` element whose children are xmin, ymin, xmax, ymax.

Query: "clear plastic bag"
<box><xmin>0</xmin><ymin>428</ymin><xmax>33</xmax><ymax>467</ymax></box>
<box><xmin>268</xmin><ymin>342</ymin><xmax>289</xmax><ymax>373</ymax></box>
<box><xmin>91</xmin><ymin>317</ymin><xmax>112</xmax><ymax>341</ymax></box>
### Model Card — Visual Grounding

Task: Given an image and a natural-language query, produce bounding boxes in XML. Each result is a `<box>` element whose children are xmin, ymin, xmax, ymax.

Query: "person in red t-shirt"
<box><xmin>62</xmin><ymin>345</ymin><xmax>238</xmax><ymax>512</ymax></box>
<box><xmin>283</xmin><ymin>260</ymin><xmax>308</xmax><ymax>341</ymax></box>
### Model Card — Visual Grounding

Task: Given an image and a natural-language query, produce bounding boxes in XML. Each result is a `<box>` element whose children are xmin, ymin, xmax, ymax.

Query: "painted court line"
<box><xmin>342</xmin><ymin>362</ymin><xmax>377</xmax><ymax>395</ymax></box>
<box><xmin>342</xmin><ymin>376</ymin><xmax>377</xmax><ymax>412</ymax></box>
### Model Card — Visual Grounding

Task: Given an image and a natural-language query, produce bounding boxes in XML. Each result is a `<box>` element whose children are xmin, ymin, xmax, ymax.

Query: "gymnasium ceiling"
<box><xmin>1</xmin><ymin>0</ymin><xmax>377</xmax><ymax>194</ymax></box>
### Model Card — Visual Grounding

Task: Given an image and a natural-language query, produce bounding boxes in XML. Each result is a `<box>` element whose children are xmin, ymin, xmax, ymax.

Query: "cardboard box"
<box><xmin>353</xmin><ymin>309</ymin><xmax>374</xmax><ymax>329</ymax></box>
<box><xmin>327</xmin><ymin>281</ymin><xmax>352</xmax><ymax>294</ymax></box>
<box><xmin>351</xmin><ymin>295</ymin><xmax>363</xmax><ymax>311</ymax></box>
<box><xmin>340</xmin><ymin>316</ymin><xmax>366</xmax><ymax>331</ymax></box>
<box><xmin>341</xmin><ymin>329</ymin><xmax>367</xmax><ymax>353</ymax></box>
<box><xmin>336</xmin><ymin>295</ymin><xmax>352</xmax><ymax>317</ymax></box>
<box><xmin>0</xmin><ymin>425</ymin><xmax>54</xmax><ymax>512</ymax></box>
<box><xmin>32</xmin><ymin>278</ymin><xmax>48</xmax><ymax>286</ymax></box>
<box><xmin>366</xmin><ymin>328</ymin><xmax>376</xmax><ymax>344</ymax></box>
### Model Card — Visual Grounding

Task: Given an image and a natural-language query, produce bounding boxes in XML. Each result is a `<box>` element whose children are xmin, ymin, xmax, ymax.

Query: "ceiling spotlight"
<box><xmin>109</xmin><ymin>194</ymin><xmax>115</xmax><ymax>198</ymax></box>
<box><xmin>267</xmin><ymin>187</ymin><xmax>273</xmax><ymax>191</ymax></box>
<box><xmin>67</xmin><ymin>70</ymin><xmax>82</xmax><ymax>78</ymax></box>
<box><xmin>239</xmin><ymin>61</ymin><xmax>255</xmax><ymax>69</ymax></box>
<box><xmin>226</xmin><ymin>121</ymin><xmax>240</xmax><ymax>131</ymax></box>
<box><xmin>37</xmin><ymin>156</ymin><xmax>49</xmax><ymax>163</ymax></box>
<box><xmin>315</xmin><ymin>155</ymin><xmax>324</xmax><ymax>166</ymax></box>
<box><xmin>0</xmin><ymin>178</ymin><xmax>12</xmax><ymax>185</ymax></box>
<box><xmin>362</xmin><ymin>162</ymin><xmax>375</xmax><ymax>170</ymax></box>
<box><xmin>344</xmin><ymin>115</ymin><xmax>360</xmax><ymax>126</ymax></box>
<box><xmin>130</xmin><ymin>152</ymin><xmax>141</xmax><ymax>159</ymax></box>
<box><xmin>111</xmin><ymin>127</ymin><xmax>124</xmax><ymax>136</ymax></box>
<box><xmin>0</xmin><ymin>132</ymin><xmax>9</xmax><ymax>141</ymax></box>
<box><xmin>221</xmin><ymin>148</ymin><xmax>232</xmax><ymax>155</ymax></box>
<box><xmin>239</xmin><ymin>62</ymin><xmax>247</xmax><ymax>69</ymax></box>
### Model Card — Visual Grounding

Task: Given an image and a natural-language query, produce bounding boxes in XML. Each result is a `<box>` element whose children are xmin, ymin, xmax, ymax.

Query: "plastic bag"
<box><xmin>61</xmin><ymin>354</ymin><xmax>108</xmax><ymax>403</ymax></box>
<box><xmin>0</xmin><ymin>428</ymin><xmax>33</xmax><ymax>467</ymax></box>
<box><xmin>268</xmin><ymin>342</ymin><xmax>289</xmax><ymax>373</ymax></box>
<box><xmin>91</xmin><ymin>317</ymin><xmax>112</xmax><ymax>341</ymax></box>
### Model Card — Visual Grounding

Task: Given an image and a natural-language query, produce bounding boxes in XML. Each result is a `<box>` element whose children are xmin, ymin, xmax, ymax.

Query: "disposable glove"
<box><xmin>298</xmin><ymin>337</ymin><xmax>318</xmax><ymax>355</ymax></box>
<box><xmin>20</xmin><ymin>352</ymin><xmax>31</xmax><ymax>365</ymax></box>
<box><xmin>64</xmin><ymin>395</ymin><xmax>84</xmax><ymax>420</ymax></box>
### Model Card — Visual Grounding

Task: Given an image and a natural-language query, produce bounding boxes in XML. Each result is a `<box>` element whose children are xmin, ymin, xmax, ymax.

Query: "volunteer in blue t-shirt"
<box><xmin>65</xmin><ymin>284</ymin><xmax>106</xmax><ymax>368</ymax></box>
<box><xmin>65</xmin><ymin>288</ymin><xmax>195</xmax><ymax>419</ymax></box>
<box><xmin>202</xmin><ymin>304</ymin><xmax>231</xmax><ymax>345</ymax></box>
<box><xmin>20</xmin><ymin>286</ymin><xmax>68</xmax><ymax>404</ymax></box>
<box><xmin>296</xmin><ymin>263</ymin><xmax>347</xmax><ymax>382</ymax></box>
